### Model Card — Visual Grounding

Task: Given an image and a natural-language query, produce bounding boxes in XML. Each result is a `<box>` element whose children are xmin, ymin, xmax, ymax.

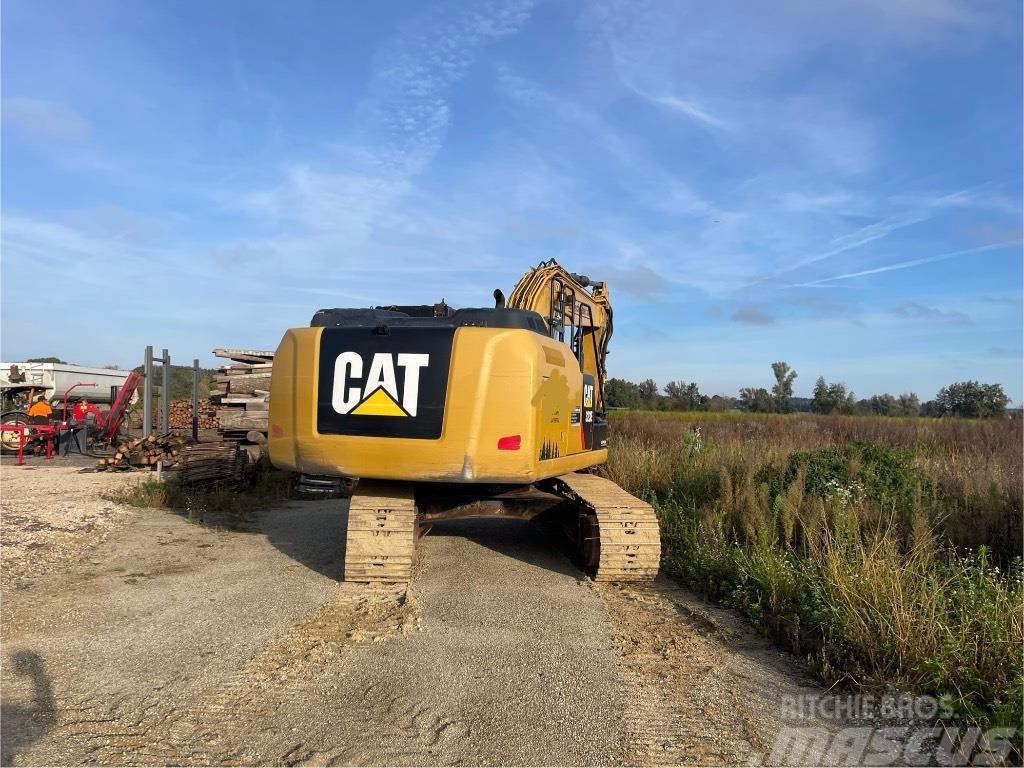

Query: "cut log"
<box><xmin>215</xmin><ymin>409</ymin><xmax>269</xmax><ymax>431</ymax></box>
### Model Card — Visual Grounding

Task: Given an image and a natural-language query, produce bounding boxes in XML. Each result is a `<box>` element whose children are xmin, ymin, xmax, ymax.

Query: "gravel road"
<box><xmin>2</xmin><ymin>468</ymin><xmax>840</xmax><ymax>765</ymax></box>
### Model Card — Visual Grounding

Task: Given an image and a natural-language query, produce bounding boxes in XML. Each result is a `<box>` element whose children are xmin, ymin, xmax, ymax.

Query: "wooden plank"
<box><xmin>214</xmin><ymin>372</ymin><xmax>273</xmax><ymax>382</ymax></box>
<box><xmin>216</xmin><ymin>410</ymin><xmax>269</xmax><ymax>430</ymax></box>
<box><xmin>212</xmin><ymin>348</ymin><xmax>276</xmax><ymax>363</ymax></box>
<box><xmin>220</xmin><ymin>364</ymin><xmax>274</xmax><ymax>376</ymax></box>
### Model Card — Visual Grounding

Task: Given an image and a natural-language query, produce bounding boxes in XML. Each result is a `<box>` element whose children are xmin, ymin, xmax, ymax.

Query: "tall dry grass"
<box><xmin>602</xmin><ymin>411</ymin><xmax>1024</xmax><ymax>728</ymax></box>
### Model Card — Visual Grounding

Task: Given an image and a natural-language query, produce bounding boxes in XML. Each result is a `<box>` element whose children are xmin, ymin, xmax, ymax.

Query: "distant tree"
<box><xmin>867</xmin><ymin>393</ymin><xmax>899</xmax><ymax>417</ymax></box>
<box><xmin>932</xmin><ymin>381</ymin><xmax>1010</xmax><ymax>419</ymax></box>
<box><xmin>707</xmin><ymin>394</ymin><xmax>733</xmax><ymax>412</ymax></box>
<box><xmin>103</xmin><ymin>364</ymin><xmax>122</xmax><ymax>370</ymax></box>
<box><xmin>811</xmin><ymin>377</ymin><xmax>830</xmax><ymax>414</ymax></box>
<box><xmin>771</xmin><ymin>362</ymin><xmax>797</xmax><ymax>413</ymax></box>
<box><xmin>26</xmin><ymin>356</ymin><xmax>66</xmax><ymax>364</ymax></box>
<box><xmin>605</xmin><ymin>378</ymin><xmax>641</xmax><ymax>409</ymax></box>
<box><xmin>829</xmin><ymin>383</ymin><xmax>856</xmax><ymax>415</ymax></box>
<box><xmin>920</xmin><ymin>399</ymin><xmax>943</xmax><ymax>418</ymax></box>
<box><xmin>811</xmin><ymin>376</ymin><xmax>856</xmax><ymax>414</ymax></box>
<box><xmin>638</xmin><ymin>378</ymin><xmax>660</xmax><ymax>409</ymax></box>
<box><xmin>664</xmin><ymin>381</ymin><xmax>708</xmax><ymax>411</ymax></box>
<box><xmin>132</xmin><ymin>363</ymin><xmax>216</xmax><ymax>401</ymax></box>
<box><xmin>739</xmin><ymin>387</ymin><xmax>773</xmax><ymax>413</ymax></box>
<box><xmin>897</xmin><ymin>392</ymin><xmax>920</xmax><ymax>417</ymax></box>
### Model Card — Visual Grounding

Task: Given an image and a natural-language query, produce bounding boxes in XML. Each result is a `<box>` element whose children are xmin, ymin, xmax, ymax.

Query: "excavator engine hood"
<box><xmin>268</xmin><ymin>311</ymin><xmax>607</xmax><ymax>484</ymax></box>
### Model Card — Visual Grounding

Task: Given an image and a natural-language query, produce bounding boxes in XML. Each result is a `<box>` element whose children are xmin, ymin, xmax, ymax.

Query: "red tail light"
<box><xmin>497</xmin><ymin>435</ymin><xmax>521</xmax><ymax>450</ymax></box>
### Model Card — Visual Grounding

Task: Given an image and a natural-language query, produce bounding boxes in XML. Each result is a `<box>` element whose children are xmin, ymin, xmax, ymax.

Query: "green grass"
<box><xmin>602</xmin><ymin>411</ymin><xmax>1024</xmax><ymax>733</ymax></box>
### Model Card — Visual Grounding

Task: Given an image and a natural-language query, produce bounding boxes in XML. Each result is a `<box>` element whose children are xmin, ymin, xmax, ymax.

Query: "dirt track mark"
<box><xmin>598</xmin><ymin>579</ymin><xmax>840</xmax><ymax>766</ymax></box>
<box><xmin>33</xmin><ymin>585</ymin><xmax>411</xmax><ymax>765</ymax></box>
<box><xmin>3</xmin><ymin>486</ymin><xmax>852</xmax><ymax>767</ymax></box>
<box><xmin>79</xmin><ymin>587</ymin><xmax>416</xmax><ymax>766</ymax></box>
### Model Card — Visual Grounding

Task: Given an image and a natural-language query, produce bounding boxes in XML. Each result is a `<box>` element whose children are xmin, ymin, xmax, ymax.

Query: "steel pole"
<box><xmin>143</xmin><ymin>346</ymin><xmax>153</xmax><ymax>437</ymax></box>
<box><xmin>161</xmin><ymin>348</ymin><xmax>170</xmax><ymax>435</ymax></box>
<box><xmin>192</xmin><ymin>358</ymin><xmax>199</xmax><ymax>442</ymax></box>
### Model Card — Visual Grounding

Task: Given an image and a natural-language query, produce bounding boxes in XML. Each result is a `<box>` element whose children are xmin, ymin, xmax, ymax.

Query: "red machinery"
<box><xmin>1</xmin><ymin>371</ymin><xmax>142</xmax><ymax>463</ymax></box>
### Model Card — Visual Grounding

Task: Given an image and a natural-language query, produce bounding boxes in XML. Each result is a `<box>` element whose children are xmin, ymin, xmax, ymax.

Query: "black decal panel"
<box><xmin>582</xmin><ymin>374</ymin><xmax>596</xmax><ymax>451</ymax></box>
<box><xmin>316</xmin><ymin>327</ymin><xmax>455</xmax><ymax>439</ymax></box>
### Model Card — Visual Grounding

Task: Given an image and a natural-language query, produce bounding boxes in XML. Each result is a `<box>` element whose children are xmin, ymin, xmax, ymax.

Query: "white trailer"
<box><xmin>0</xmin><ymin>362</ymin><xmax>138</xmax><ymax>410</ymax></box>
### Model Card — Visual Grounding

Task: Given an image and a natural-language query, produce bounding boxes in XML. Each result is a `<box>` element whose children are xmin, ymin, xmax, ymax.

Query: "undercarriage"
<box><xmin>342</xmin><ymin>473</ymin><xmax>661</xmax><ymax>583</ymax></box>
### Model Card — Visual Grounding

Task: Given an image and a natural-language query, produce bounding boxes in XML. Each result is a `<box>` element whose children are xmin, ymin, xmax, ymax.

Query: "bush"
<box><xmin>603</xmin><ymin>411</ymin><xmax>1024</xmax><ymax>733</ymax></box>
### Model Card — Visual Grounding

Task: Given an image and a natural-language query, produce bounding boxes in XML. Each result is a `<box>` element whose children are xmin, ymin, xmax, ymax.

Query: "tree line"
<box><xmin>605</xmin><ymin>363</ymin><xmax>1014</xmax><ymax>418</ymax></box>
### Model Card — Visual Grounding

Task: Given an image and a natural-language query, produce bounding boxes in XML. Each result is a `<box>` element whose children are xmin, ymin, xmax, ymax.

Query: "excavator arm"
<box><xmin>506</xmin><ymin>259</ymin><xmax>613</xmax><ymax>412</ymax></box>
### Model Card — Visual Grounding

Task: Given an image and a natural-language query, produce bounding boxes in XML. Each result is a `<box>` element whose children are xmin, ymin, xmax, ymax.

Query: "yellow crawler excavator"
<box><xmin>267</xmin><ymin>260</ymin><xmax>661</xmax><ymax>583</ymax></box>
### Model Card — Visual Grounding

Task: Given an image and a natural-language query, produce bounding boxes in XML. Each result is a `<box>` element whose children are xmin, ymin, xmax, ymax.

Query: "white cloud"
<box><xmin>792</xmin><ymin>240</ymin><xmax>1022</xmax><ymax>287</ymax></box>
<box><xmin>3</xmin><ymin>97</ymin><xmax>89</xmax><ymax>141</ymax></box>
<box><xmin>650</xmin><ymin>94</ymin><xmax>731</xmax><ymax>132</ymax></box>
<box><xmin>234</xmin><ymin>1</ymin><xmax>538</xmax><ymax>242</ymax></box>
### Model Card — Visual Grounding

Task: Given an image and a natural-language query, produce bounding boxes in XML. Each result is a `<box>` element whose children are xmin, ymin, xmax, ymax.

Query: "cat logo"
<box><xmin>583</xmin><ymin>383</ymin><xmax>594</xmax><ymax>409</ymax></box>
<box><xmin>331</xmin><ymin>352</ymin><xmax>429</xmax><ymax>417</ymax></box>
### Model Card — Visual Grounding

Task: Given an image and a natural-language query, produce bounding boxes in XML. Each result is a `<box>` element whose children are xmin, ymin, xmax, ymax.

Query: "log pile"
<box><xmin>157</xmin><ymin>400</ymin><xmax>218</xmax><ymax>430</ymax></box>
<box><xmin>176</xmin><ymin>441</ymin><xmax>249</xmax><ymax>486</ymax></box>
<box><xmin>95</xmin><ymin>435</ymin><xmax>249</xmax><ymax>486</ymax></box>
<box><xmin>211</xmin><ymin>348</ymin><xmax>273</xmax><ymax>442</ymax></box>
<box><xmin>95</xmin><ymin>433</ymin><xmax>191</xmax><ymax>471</ymax></box>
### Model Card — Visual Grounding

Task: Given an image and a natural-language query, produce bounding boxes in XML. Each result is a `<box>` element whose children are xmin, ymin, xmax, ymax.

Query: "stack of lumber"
<box><xmin>176</xmin><ymin>441</ymin><xmax>249</xmax><ymax>486</ymax></box>
<box><xmin>158</xmin><ymin>400</ymin><xmax>218</xmax><ymax>430</ymax></box>
<box><xmin>95</xmin><ymin>433</ymin><xmax>191</xmax><ymax>471</ymax></box>
<box><xmin>211</xmin><ymin>348</ymin><xmax>273</xmax><ymax>441</ymax></box>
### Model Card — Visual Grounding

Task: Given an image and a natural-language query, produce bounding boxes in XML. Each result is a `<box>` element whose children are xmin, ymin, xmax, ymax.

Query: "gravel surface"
<box><xmin>2</xmin><ymin>470</ymin><xmax>841</xmax><ymax>766</ymax></box>
<box><xmin>1</xmin><ymin>465</ymin><xmax>137</xmax><ymax>588</ymax></box>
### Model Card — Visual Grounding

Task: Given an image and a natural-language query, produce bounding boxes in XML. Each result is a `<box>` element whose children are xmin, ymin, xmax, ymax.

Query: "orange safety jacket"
<box><xmin>27</xmin><ymin>401</ymin><xmax>53</xmax><ymax>417</ymax></box>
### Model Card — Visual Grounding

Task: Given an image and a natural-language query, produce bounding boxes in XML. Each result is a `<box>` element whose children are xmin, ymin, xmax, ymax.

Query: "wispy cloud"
<box><xmin>361</xmin><ymin>0</ymin><xmax>536</xmax><ymax>175</ymax></box>
<box><xmin>767</xmin><ymin>185</ymin><xmax>995</xmax><ymax>281</ymax></box>
<box><xmin>792</xmin><ymin>240</ymin><xmax>1022</xmax><ymax>287</ymax></box>
<box><xmin>892</xmin><ymin>302</ymin><xmax>973</xmax><ymax>324</ymax></box>
<box><xmin>600</xmin><ymin>263</ymin><xmax>670</xmax><ymax>299</ymax></box>
<box><xmin>732</xmin><ymin>306</ymin><xmax>775</xmax><ymax>325</ymax></box>
<box><xmin>3</xmin><ymin>97</ymin><xmax>89</xmax><ymax>141</ymax></box>
<box><xmin>650</xmin><ymin>94</ymin><xmax>731</xmax><ymax>132</ymax></box>
<box><xmin>237</xmin><ymin>0</ymin><xmax>537</xmax><ymax>236</ymax></box>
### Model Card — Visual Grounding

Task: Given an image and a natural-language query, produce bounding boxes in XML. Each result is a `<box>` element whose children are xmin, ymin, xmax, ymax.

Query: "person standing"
<box><xmin>26</xmin><ymin>396</ymin><xmax>53</xmax><ymax>423</ymax></box>
<box><xmin>72</xmin><ymin>399</ymin><xmax>101</xmax><ymax>422</ymax></box>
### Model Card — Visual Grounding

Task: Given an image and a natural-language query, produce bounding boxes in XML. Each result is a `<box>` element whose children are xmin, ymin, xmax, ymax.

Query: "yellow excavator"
<box><xmin>268</xmin><ymin>260</ymin><xmax>660</xmax><ymax>583</ymax></box>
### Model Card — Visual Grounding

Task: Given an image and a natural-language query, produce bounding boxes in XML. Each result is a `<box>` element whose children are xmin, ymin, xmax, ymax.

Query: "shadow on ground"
<box><xmin>258</xmin><ymin>499</ymin><xmax>584</xmax><ymax>582</ymax></box>
<box><xmin>257</xmin><ymin>500</ymin><xmax>349</xmax><ymax>581</ymax></box>
<box><xmin>427</xmin><ymin>517</ymin><xmax>584</xmax><ymax>579</ymax></box>
<box><xmin>1</xmin><ymin>650</ymin><xmax>57</xmax><ymax>766</ymax></box>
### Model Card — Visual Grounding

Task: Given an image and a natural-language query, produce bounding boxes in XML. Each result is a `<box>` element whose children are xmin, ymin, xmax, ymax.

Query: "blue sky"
<box><xmin>2</xmin><ymin>0</ymin><xmax>1022</xmax><ymax>402</ymax></box>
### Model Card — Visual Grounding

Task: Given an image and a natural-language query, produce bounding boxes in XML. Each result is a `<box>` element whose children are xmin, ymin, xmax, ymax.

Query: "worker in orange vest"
<box><xmin>27</xmin><ymin>396</ymin><xmax>53</xmax><ymax>423</ymax></box>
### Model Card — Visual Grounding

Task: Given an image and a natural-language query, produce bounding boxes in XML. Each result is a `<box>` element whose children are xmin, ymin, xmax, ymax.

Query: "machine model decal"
<box><xmin>581</xmin><ymin>374</ymin><xmax>596</xmax><ymax>450</ymax></box>
<box><xmin>317</xmin><ymin>327</ymin><xmax>454</xmax><ymax>439</ymax></box>
<box><xmin>583</xmin><ymin>382</ymin><xmax>594</xmax><ymax>408</ymax></box>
